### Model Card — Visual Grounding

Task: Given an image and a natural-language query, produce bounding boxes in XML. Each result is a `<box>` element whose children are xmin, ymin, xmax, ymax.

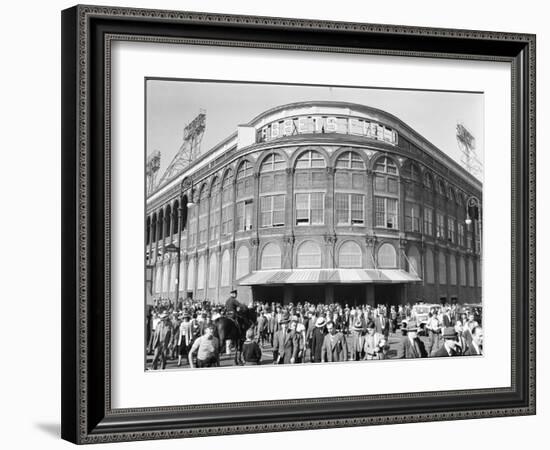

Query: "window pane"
<box><xmin>351</xmin><ymin>194</ymin><xmax>364</xmax><ymax>224</ymax></box>
<box><xmin>339</xmin><ymin>241</ymin><xmax>362</xmax><ymax>268</ymax></box>
<box><xmin>375</xmin><ymin>197</ymin><xmax>385</xmax><ymax>227</ymax></box>
<box><xmin>352</xmin><ymin>173</ymin><xmax>365</xmax><ymax>189</ymax></box>
<box><xmin>335</xmin><ymin>171</ymin><xmax>349</xmax><ymax>189</ymax></box>
<box><xmin>374</xmin><ymin>175</ymin><xmax>386</xmax><ymax>191</ymax></box>
<box><xmin>310</xmin><ymin>193</ymin><xmax>324</xmax><ymax>224</ymax></box>
<box><xmin>388</xmin><ymin>178</ymin><xmax>398</xmax><ymax>194</ymax></box>
<box><xmin>335</xmin><ymin>193</ymin><xmax>349</xmax><ymax>225</ymax></box>
<box><xmin>297</xmin><ymin>241</ymin><xmax>322</xmax><ymax>268</ymax></box>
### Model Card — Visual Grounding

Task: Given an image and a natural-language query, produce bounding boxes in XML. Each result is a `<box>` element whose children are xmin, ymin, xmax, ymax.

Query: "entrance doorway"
<box><xmin>374</xmin><ymin>284</ymin><xmax>403</xmax><ymax>305</ymax></box>
<box><xmin>251</xmin><ymin>286</ymin><xmax>285</xmax><ymax>303</ymax></box>
<box><xmin>334</xmin><ymin>285</ymin><xmax>364</xmax><ymax>306</ymax></box>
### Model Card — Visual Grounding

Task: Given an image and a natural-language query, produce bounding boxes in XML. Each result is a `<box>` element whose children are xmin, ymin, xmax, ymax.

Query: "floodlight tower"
<box><xmin>158</xmin><ymin>110</ymin><xmax>206</xmax><ymax>186</ymax></box>
<box><xmin>146</xmin><ymin>150</ymin><xmax>161</xmax><ymax>195</ymax></box>
<box><xmin>456</xmin><ymin>122</ymin><xmax>482</xmax><ymax>179</ymax></box>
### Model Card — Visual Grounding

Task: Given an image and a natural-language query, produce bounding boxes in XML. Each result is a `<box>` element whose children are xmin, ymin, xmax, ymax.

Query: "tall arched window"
<box><xmin>220</xmin><ymin>250</ymin><xmax>231</xmax><ymax>286</ymax></box>
<box><xmin>374</xmin><ymin>156</ymin><xmax>399</xmax><ymax>229</ymax></box>
<box><xmin>186</xmin><ymin>258</ymin><xmax>195</xmax><ymax>291</ymax></box>
<box><xmin>157</xmin><ymin>210</ymin><xmax>164</xmax><ymax>241</ymax></box>
<box><xmin>172</xmin><ymin>200</ymin><xmax>179</xmax><ymax>236</ymax></box>
<box><xmin>162</xmin><ymin>265</ymin><xmax>169</xmax><ymax>294</ymax></box>
<box><xmin>402</xmin><ymin>161</ymin><xmax>420</xmax><ymax>181</ymax></box>
<box><xmin>236</xmin><ymin>161</ymin><xmax>254</xmax><ymax>232</ymax></box>
<box><xmin>164</xmin><ymin>204</ymin><xmax>172</xmax><ymax>237</ymax></box>
<box><xmin>425</xmin><ymin>248</ymin><xmax>435</xmax><ymax>284</ymax></box>
<box><xmin>235</xmin><ymin>246</ymin><xmax>250</xmax><ymax>279</ymax></box>
<box><xmin>438</xmin><ymin>252</ymin><xmax>447</xmax><ymax>285</ymax></box>
<box><xmin>335</xmin><ymin>151</ymin><xmax>365</xmax><ymax>226</ymax></box>
<box><xmin>449</xmin><ymin>255</ymin><xmax>457</xmax><ymax>285</ymax></box>
<box><xmin>221</xmin><ymin>170</ymin><xmax>234</xmax><ymax>236</ymax></box>
<box><xmin>197</xmin><ymin>255</ymin><xmax>206</xmax><ymax>289</ymax></box>
<box><xmin>297</xmin><ymin>241</ymin><xmax>322</xmax><ymax>268</ymax></box>
<box><xmin>295</xmin><ymin>150</ymin><xmax>327</xmax><ymax>226</ymax></box>
<box><xmin>187</xmin><ymin>203</ymin><xmax>197</xmax><ymax>247</ymax></box>
<box><xmin>260</xmin><ymin>154</ymin><xmax>286</xmax><ymax>228</ymax></box>
<box><xmin>146</xmin><ymin>216</ymin><xmax>151</xmax><ymax>245</ymax></box>
<box><xmin>198</xmin><ymin>186</ymin><xmax>209</xmax><ymax>244</ymax></box>
<box><xmin>407</xmin><ymin>245</ymin><xmax>422</xmax><ymax>277</ymax></box>
<box><xmin>151</xmin><ymin>213</ymin><xmax>157</xmax><ymax>243</ymax></box>
<box><xmin>208</xmin><ymin>253</ymin><xmax>218</xmax><ymax>289</ymax></box>
<box><xmin>459</xmin><ymin>256</ymin><xmax>466</xmax><ymax>286</ymax></box>
<box><xmin>261</xmin><ymin>243</ymin><xmax>282</xmax><ymax>270</ymax></box>
<box><xmin>209</xmin><ymin>177</ymin><xmax>221</xmax><ymax>241</ymax></box>
<box><xmin>377</xmin><ymin>243</ymin><xmax>397</xmax><ymax>268</ymax></box>
<box><xmin>338</xmin><ymin>241</ymin><xmax>362</xmax><ymax>268</ymax></box>
<box><xmin>424</xmin><ymin>172</ymin><xmax>433</xmax><ymax>190</ymax></box>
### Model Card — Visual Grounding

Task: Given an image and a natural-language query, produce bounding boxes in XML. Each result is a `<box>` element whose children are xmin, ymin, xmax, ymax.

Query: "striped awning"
<box><xmin>238</xmin><ymin>269</ymin><xmax>421</xmax><ymax>286</ymax></box>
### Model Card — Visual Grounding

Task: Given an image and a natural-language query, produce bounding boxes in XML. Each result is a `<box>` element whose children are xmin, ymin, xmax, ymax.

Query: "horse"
<box><xmin>214</xmin><ymin>307</ymin><xmax>257</xmax><ymax>365</ymax></box>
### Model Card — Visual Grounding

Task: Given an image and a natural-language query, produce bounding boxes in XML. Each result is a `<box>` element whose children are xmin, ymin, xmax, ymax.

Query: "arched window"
<box><xmin>407</xmin><ymin>245</ymin><xmax>422</xmax><ymax>277</ymax></box>
<box><xmin>374</xmin><ymin>156</ymin><xmax>398</xmax><ymax>174</ymax></box>
<box><xmin>260</xmin><ymin>154</ymin><xmax>286</xmax><ymax>228</ymax></box>
<box><xmin>449</xmin><ymin>255</ymin><xmax>457</xmax><ymax>285</ymax></box>
<box><xmin>157</xmin><ymin>210</ymin><xmax>164</xmax><ymax>241</ymax></box>
<box><xmin>172</xmin><ymin>200</ymin><xmax>179</xmax><ymax>235</ymax></box>
<box><xmin>235</xmin><ymin>246</ymin><xmax>250</xmax><ymax>279</ymax></box>
<box><xmin>295</xmin><ymin>150</ymin><xmax>326</xmax><ymax>169</ymax></box>
<box><xmin>151</xmin><ymin>213</ymin><xmax>157</xmax><ymax>243</ymax></box>
<box><xmin>209</xmin><ymin>177</ymin><xmax>220</xmax><ymax>241</ymax></box>
<box><xmin>236</xmin><ymin>160</ymin><xmax>253</xmax><ymax>199</ymax></box>
<box><xmin>402</xmin><ymin>161</ymin><xmax>420</xmax><ymax>181</ymax></box>
<box><xmin>164</xmin><ymin>204</ymin><xmax>172</xmax><ymax>237</ymax></box>
<box><xmin>208</xmin><ymin>253</ymin><xmax>218</xmax><ymax>289</ymax></box>
<box><xmin>198</xmin><ymin>185</ymin><xmax>209</xmax><ymax>244</ymax></box>
<box><xmin>221</xmin><ymin>170</ymin><xmax>233</xmax><ymax>236</ymax></box>
<box><xmin>297</xmin><ymin>241</ymin><xmax>322</xmax><ymax>268</ymax></box>
<box><xmin>424</xmin><ymin>172</ymin><xmax>433</xmax><ymax>190</ymax></box>
<box><xmin>335</xmin><ymin>151</ymin><xmax>365</xmax><ymax>169</ymax></box>
<box><xmin>220</xmin><ymin>250</ymin><xmax>231</xmax><ymax>286</ymax></box>
<box><xmin>425</xmin><ymin>248</ymin><xmax>435</xmax><ymax>284</ymax></box>
<box><xmin>459</xmin><ymin>256</ymin><xmax>466</xmax><ymax>286</ymax></box>
<box><xmin>261</xmin><ymin>243</ymin><xmax>282</xmax><ymax>270</ymax></box>
<box><xmin>338</xmin><ymin>241</ymin><xmax>362</xmax><ymax>268</ymax></box>
<box><xmin>377</xmin><ymin>243</ymin><xmax>397</xmax><ymax>268</ymax></box>
<box><xmin>197</xmin><ymin>255</ymin><xmax>206</xmax><ymax>289</ymax></box>
<box><xmin>438</xmin><ymin>252</ymin><xmax>447</xmax><ymax>285</ymax></box>
<box><xmin>436</xmin><ymin>179</ymin><xmax>446</xmax><ymax>196</ymax></box>
<box><xmin>187</xmin><ymin>258</ymin><xmax>195</xmax><ymax>291</ymax></box>
<box><xmin>187</xmin><ymin>204</ymin><xmax>197</xmax><ymax>247</ymax></box>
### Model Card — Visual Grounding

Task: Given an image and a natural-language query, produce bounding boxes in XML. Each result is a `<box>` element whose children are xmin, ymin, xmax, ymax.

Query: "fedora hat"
<box><xmin>315</xmin><ymin>317</ymin><xmax>327</xmax><ymax>328</ymax></box>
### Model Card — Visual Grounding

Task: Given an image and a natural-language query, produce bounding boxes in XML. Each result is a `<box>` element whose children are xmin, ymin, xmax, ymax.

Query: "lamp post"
<box><xmin>164</xmin><ymin>178</ymin><xmax>195</xmax><ymax>306</ymax></box>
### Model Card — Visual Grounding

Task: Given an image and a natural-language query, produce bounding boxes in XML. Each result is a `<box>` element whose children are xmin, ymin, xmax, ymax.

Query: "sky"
<box><xmin>146</xmin><ymin>79</ymin><xmax>484</xmax><ymax>180</ymax></box>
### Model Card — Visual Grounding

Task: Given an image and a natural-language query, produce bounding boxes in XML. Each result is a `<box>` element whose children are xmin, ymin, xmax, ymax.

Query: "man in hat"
<box><xmin>349</xmin><ymin>319</ymin><xmax>365</xmax><ymax>361</ymax></box>
<box><xmin>177</xmin><ymin>310</ymin><xmax>193</xmax><ymax>367</ymax></box>
<box><xmin>225</xmin><ymin>289</ymin><xmax>242</xmax><ymax>318</ymax></box>
<box><xmin>310</xmin><ymin>316</ymin><xmax>327</xmax><ymax>363</ymax></box>
<box><xmin>321</xmin><ymin>321</ymin><xmax>348</xmax><ymax>363</ymax></box>
<box><xmin>151</xmin><ymin>312</ymin><xmax>173</xmax><ymax>370</ymax></box>
<box><xmin>272</xmin><ymin>312</ymin><xmax>299</xmax><ymax>364</ymax></box>
<box><xmin>463</xmin><ymin>326</ymin><xmax>483</xmax><ymax>356</ymax></box>
<box><xmin>396</xmin><ymin>320</ymin><xmax>427</xmax><ymax>359</ymax></box>
<box><xmin>432</xmin><ymin>327</ymin><xmax>462</xmax><ymax>357</ymax></box>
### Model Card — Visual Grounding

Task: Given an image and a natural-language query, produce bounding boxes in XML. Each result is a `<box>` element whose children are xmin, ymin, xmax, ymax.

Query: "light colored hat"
<box><xmin>315</xmin><ymin>317</ymin><xmax>327</xmax><ymax>328</ymax></box>
<box><xmin>352</xmin><ymin>320</ymin><xmax>364</xmax><ymax>332</ymax></box>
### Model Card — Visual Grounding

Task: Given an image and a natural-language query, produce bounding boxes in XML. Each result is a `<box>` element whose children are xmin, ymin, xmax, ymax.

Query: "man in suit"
<box><xmin>272</xmin><ymin>313</ymin><xmax>299</xmax><ymax>364</ymax></box>
<box><xmin>374</xmin><ymin>311</ymin><xmax>390</xmax><ymax>339</ymax></box>
<box><xmin>442</xmin><ymin>307</ymin><xmax>453</xmax><ymax>327</ymax></box>
<box><xmin>463</xmin><ymin>326</ymin><xmax>483</xmax><ymax>356</ymax></box>
<box><xmin>310</xmin><ymin>316</ymin><xmax>327</xmax><ymax>363</ymax></box>
<box><xmin>321</xmin><ymin>321</ymin><xmax>348</xmax><ymax>362</ymax></box>
<box><xmin>432</xmin><ymin>327</ymin><xmax>462</xmax><ymax>357</ymax></box>
<box><xmin>151</xmin><ymin>312</ymin><xmax>173</xmax><ymax>370</ymax></box>
<box><xmin>363</xmin><ymin>321</ymin><xmax>387</xmax><ymax>360</ymax></box>
<box><xmin>396</xmin><ymin>321</ymin><xmax>427</xmax><ymax>359</ymax></box>
<box><xmin>348</xmin><ymin>319</ymin><xmax>365</xmax><ymax>361</ymax></box>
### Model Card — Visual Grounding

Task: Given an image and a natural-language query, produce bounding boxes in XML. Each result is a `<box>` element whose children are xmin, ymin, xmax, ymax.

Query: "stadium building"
<box><xmin>145</xmin><ymin>101</ymin><xmax>482</xmax><ymax>306</ymax></box>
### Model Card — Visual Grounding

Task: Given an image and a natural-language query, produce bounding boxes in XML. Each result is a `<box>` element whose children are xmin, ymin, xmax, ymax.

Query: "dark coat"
<box><xmin>396</xmin><ymin>336</ymin><xmax>427</xmax><ymax>358</ymax></box>
<box><xmin>310</xmin><ymin>327</ymin><xmax>326</xmax><ymax>362</ymax></box>
<box><xmin>272</xmin><ymin>329</ymin><xmax>299</xmax><ymax>364</ymax></box>
<box><xmin>375</xmin><ymin>316</ymin><xmax>390</xmax><ymax>336</ymax></box>
<box><xmin>432</xmin><ymin>344</ymin><xmax>461</xmax><ymax>357</ymax></box>
<box><xmin>321</xmin><ymin>332</ymin><xmax>348</xmax><ymax>362</ymax></box>
<box><xmin>463</xmin><ymin>343</ymin><xmax>482</xmax><ymax>356</ymax></box>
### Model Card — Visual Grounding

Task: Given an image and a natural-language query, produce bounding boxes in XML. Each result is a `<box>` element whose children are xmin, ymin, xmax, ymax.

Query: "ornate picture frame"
<box><xmin>61</xmin><ymin>5</ymin><xmax>536</xmax><ymax>444</ymax></box>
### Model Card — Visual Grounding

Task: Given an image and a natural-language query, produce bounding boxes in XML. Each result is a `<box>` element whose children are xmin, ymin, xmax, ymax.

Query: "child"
<box><xmin>242</xmin><ymin>329</ymin><xmax>262</xmax><ymax>365</ymax></box>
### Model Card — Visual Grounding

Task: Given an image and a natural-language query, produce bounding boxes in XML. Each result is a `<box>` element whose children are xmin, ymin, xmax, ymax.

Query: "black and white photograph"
<box><xmin>144</xmin><ymin>80</ymin><xmax>484</xmax><ymax>370</ymax></box>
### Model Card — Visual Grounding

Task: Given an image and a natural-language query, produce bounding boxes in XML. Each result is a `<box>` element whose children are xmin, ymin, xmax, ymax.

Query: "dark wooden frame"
<box><xmin>61</xmin><ymin>4</ymin><xmax>536</xmax><ymax>444</ymax></box>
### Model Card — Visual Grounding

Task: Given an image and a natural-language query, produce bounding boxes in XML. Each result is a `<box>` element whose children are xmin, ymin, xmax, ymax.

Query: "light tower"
<box><xmin>158</xmin><ymin>110</ymin><xmax>206</xmax><ymax>186</ymax></box>
<box><xmin>146</xmin><ymin>150</ymin><xmax>161</xmax><ymax>195</ymax></box>
<box><xmin>456</xmin><ymin>122</ymin><xmax>482</xmax><ymax>179</ymax></box>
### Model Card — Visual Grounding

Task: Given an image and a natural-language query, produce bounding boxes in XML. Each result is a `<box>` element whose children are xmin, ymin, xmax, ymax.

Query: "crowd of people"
<box><xmin>146</xmin><ymin>292</ymin><xmax>483</xmax><ymax>370</ymax></box>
